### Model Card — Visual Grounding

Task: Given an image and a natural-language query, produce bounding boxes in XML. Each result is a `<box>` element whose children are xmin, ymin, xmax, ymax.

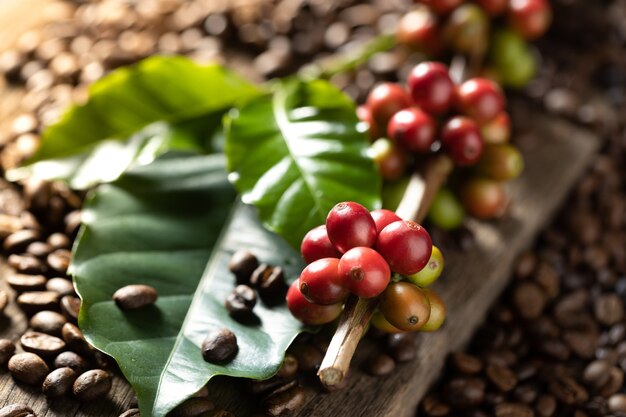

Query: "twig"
<box><xmin>317</xmin><ymin>154</ymin><xmax>454</xmax><ymax>389</ymax></box>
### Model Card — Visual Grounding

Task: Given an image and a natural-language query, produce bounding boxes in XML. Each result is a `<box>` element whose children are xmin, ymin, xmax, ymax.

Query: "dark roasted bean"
<box><xmin>494</xmin><ymin>402</ymin><xmax>534</xmax><ymax>417</ymax></box>
<box><xmin>0</xmin><ymin>404</ymin><xmax>36</xmax><ymax>417</ymax></box>
<box><xmin>366</xmin><ymin>353</ymin><xmax>395</xmax><ymax>376</ymax></box>
<box><xmin>16</xmin><ymin>291</ymin><xmax>59</xmax><ymax>315</ymax></box>
<box><xmin>42</xmin><ymin>367</ymin><xmax>78</xmax><ymax>397</ymax></box>
<box><xmin>228</xmin><ymin>250</ymin><xmax>259</xmax><ymax>285</ymax></box>
<box><xmin>61</xmin><ymin>322</ymin><xmax>92</xmax><ymax>356</ymax></box>
<box><xmin>444</xmin><ymin>378</ymin><xmax>485</xmax><ymax>408</ymax></box>
<box><xmin>549</xmin><ymin>375</ymin><xmax>588</xmax><ymax>405</ymax></box>
<box><xmin>8</xmin><ymin>352</ymin><xmax>49</xmax><ymax>385</ymax></box>
<box><xmin>8</xmin><ymin>254</ymin><xmax>47</xmax><ymax>275</ymax></box>
<box><xmin>288</xmin><ymin>343</ymin><xmax>323</xmax><ymax>372</ymax></box>
<box><xmin>169</xmin><ymin>397</ymin><xmax>214</xmax><ymax>417</ymax></box>
<box><xmin>7</xmin><ymin>274</ymin><xmax>46</xmax><ymax>292</ymax></box>
<box><xmin>450</xmin><ymin>352</ymin><xmax>483</xmax><ymax>375</ymax></box>
<box><xmin>60</xmin><ymin>295</ymin><xmax>80</xmax><ymax>323</ymax></box>
<box><xmin>29</xmin><ymin>310</ymin><xmax>67</xmax><ymax>337</ymax></box>
<box><xmin>0</xmin><ymin>290</ymin><xmax>7</xmax><ymax>313</ymax></box>
<box><xmin>0</xmin><ymin>339</ymin><xmax>16</xmax><ymax>365</ymax></box>
<box><xmin>262</xmin><ymin>384</ymin><xmax>305</xmax><ymax>417</ymax></box>
<box><xmin>46</xmin><ymin>277</ymin><xmax>75</xmax><ymax>296</ymax></box>
<box><xmin>583</xmin><ymin>360</ymin><xmax>612</xmax><ymax>391</ymax></box>
<box><xmin>225</xmin><ymin>284</ymin><xmax>257</xmax><ymax>320</ymax></box>
<box><xmin>73</xmin><ymin>369</ymin><xmax>112</xmax><ymax>401</ymax></box>
<box><xmin>118</xmin><ymin>409</ymin><xmax>141</xmax><ymax>417</ymax></box>
<box><xmin>3</xmin><ymin>229</ymin><xmax>40</xmax><ymax>252</ymax></box>
<box><xmin>276</xmin><ymin>354</ymin><xmax>298</xmax><ymax>379</ymax></box>
<box><xmin>20</xmin><ymin>331</ymin><xmax>66</xmax><ymax>358</ymax></box>
<box><xmin>251</xmin><ymin>264</ymin><xmax>286</xmax><ymax>304</ymax></box>
<box><xmin>201</xmin><ymin>328</ymin><xmax>238</xmax><ymax>364</ymax></box>
<box><xmin>594</xmin><ymin>294</ymin><xmax>625</xmax><ymax>326</ymax></box>
<box><xmin>113</xmin><ymin>284</ymin><xmax>158</xmax><ymax>310</ymax></box>
<box><xmin>54</xmin><ymin>351</ymin><xmax>89</xmax><ymax>374</ymax></box>
<box><xmin>598</xmin><ymin>367</ymin><xmax>624</xmax><ymax>397</ymax></box>
<box><xmin>46</xmin><ymin>249</ymin><xmax>71</xmax><ymax>274</ymax></box>
<box><xmin>487</xmin><ymin>364</ymin><xmax>518</xmax><ymax>392</ymax></box>
<box><xmin>535</xmin><ymin>394</ymin><xmax>556</xmax><ymax>417</ymax></box>
<box><xmin>25</xmin><ymin>241</ymin><xmax>52</xmax><ymax>258</ymax></box>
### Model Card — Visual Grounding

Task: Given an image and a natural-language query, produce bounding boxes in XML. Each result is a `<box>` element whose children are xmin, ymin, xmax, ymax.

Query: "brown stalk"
<box><xmin>317</xmin><ymin>154</ymin><xmax>454</xmax><ymax>389</ymax></box>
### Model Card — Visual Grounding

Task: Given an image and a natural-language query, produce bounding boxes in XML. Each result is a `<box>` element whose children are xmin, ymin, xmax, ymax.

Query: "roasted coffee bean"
<box><xmin>583</xmin><ymin>360</ymin><xmax>612</xmax><ymax>391</ymax></box>
<box><xmin>42</xmin><ymin>367</ymin><xmax>78</xmax><ymax>397</ymax></box>
<box><xmin>288</xmin><ymin>343</ymin><xmax>323</xmax><ymax>372</ymax></box>
<box><xmin>201</xmin><ymin>328</ymin><xmax>238</xmax><ymax>364</ymax></box>
<box><xmin>169</xmin><ymin>397</ymin><xmax>214</xmax><ymax>417</ymax></box>
<box><xmin>73</xmin><ymin>369</ymin><xmax>112</xmax><ymax>401</ymax></box>
<box><xmin>225</xmin><ymin>285</ymin><xmax>257</xmax><ymax>320</ymax></box>
<box><xmin>30</xmin><ymin>310</ymin><xmax>67</xmax><ymax>336</ymax></box>
<box><xmin>8</xmin><ymin>352</ymin><xmax>49</xmax><ymax>385</ymax></box>
<box><xmin>60</xmin><ymin>295</ymin><xmax>80</xmax><ymax>323</ymax></box>
<box><xmin>8</xmin><ymin>254</ymin><xmax>47</xmax><ymax>275</ymax></box>
<box><xmin>549</xmin><ymin>375</ymin><xmax>588</xmax><ymax>405</ymax></box>
<box><xmin>0</xmin><ymin>404</ymin><xmax>36</xmax><ymax>417</ymax></box>
<box><xmin>450</xmin><ymin>352</ymin><xmax>483</xmax><ymax>375</ymax></box>
<box><xmin>539</xmin><ymin>339</ymin><xmax>571</xmax><ymax>360</ymax></box>
<box><xmin>201</xmin><ymin>410</ymin><xmax>234</xmax><ymax>417</ymax></box>
<box><xmin>228</xmin><ymin>250</ymin><xmax>259</xmax><ymax>285</ymax></box>
<box><xmin>563</xmin><ymin>330</ymin><xmax>598</xmax><ymax>359</ymax></box>
<box><xmin>26</xmin><ymin>241</ymin><xmax>52</xmax><ymax>258</ymax></box>
<box><xmin>487</xmin><ymin>364</ymin><xmax>518</xmax><ymax>392</ymax></box>
<box><xmin>47</xmin><ymin>249</ymin><xmax>71</xmax><ymax>274</ymax></box>
<box><xmin>262</xmin><ymin>384</ymin><xmax>305</xmax><ymax>417</ymax></box>
<box><xmin>113</xmin><ymin>284</ymin><xmax>158</xmax><ymax>310</ymax></box>
<box><xmin>249</xmin><ymin>376</ymin><xmax>295</xmax><ymax>396</ymax></box>
<box><xmin>0</xmin><ymin>339</ymin><xmax>16</xmax><ymax>365</ymax></box>
<box><xmin>7</xmin><ymin>274</ymin><xmax>46</xmax><ymax>292</ymax></box>
<box><xmin>250</xmin><ymin>264</ymin><xmax>286</xmax><ymax>304</ymax></box>
<box><xmin>54</xmin><ymin>351</ymin><xmax>89</xmax><ymax>374</ymax></box>
<box><xmin>20</xmin><ymin>331</ymin><xmax>66</xmax><ymax>358</ymax></box>
<box><xmin>3</xmin><ymin>229</ymin><xmax>40</xmax><ymax>252</ymax></box>
<box><xmin>61</xmin><ymin>322</ymin><xmax>92</xmax><ymax>356</ymax></box>
<box><xmin>535</xmin><ymin>394</ymin><xmax>557</xmax><ymax>417</ymax></box>
<box><xmin>494</xmin><ymin>402</ymin><xmax>533</xmax><ymax>417</ymax></box>
<box><xmin>46</xmin><ymin>277</ymin><xmax>75</xmax><ymax>296</ymax></box>
<box><xmin>64</xmin><ymin>210</ymin><xmax>82</xmax><ymax>237</ymax></box>
<box><xmin>0</xmin><ymin>290</ymin><xmax>8</xmax><ymax>313</ymax></box>
<box><xmin>276</xmin><ymin>354</ymin><xmax>298</xmax><ymax>379</ymax></box>
<box><xmin>594</xmin><ymin>294</ymin><xmax>625</xmax><ymax>326</ymax></box>
<box><xmin>444</xmin><ymin>378</ymin><xmax>485</xmax><ymax>408</ymax></box>
<box><xmin>47</xmin><ymin>232</ymin><xmax>71</xmax><ymax>250</ymax></box>
<box><xmin>16</xmin><ymin>291</ymin><xmax>59</xmax><ymax>315</ymax></box>
<box><xmin>513</xmin><ymin>282</ymin><xmax>547</xmax><ymax>320</ymax></box>
<box><xmin>387</xmin><ymin>334</ymin><xmax>417</xmax><ymax>363</ymax></box>
<box><xmin>366</xmin><ymin>353</ymin><xmax>395</xmax><ymax>376</ymax></box>
<box><xmin>513</xmin><ymin>384</ymin><xmax>538</xmax><ymax>404</ymax></box>
<box><xmin>118</xmin><ymin>409</ymin><xmax>141</xmax><ymax>417</ymax></box>
<box><xmin>421</xmin><ymin>394</ymin><xmax>450</xmax><ymax>416</ymax></box>
<box><xmin>609</xmin><ymin>394</ymin><xmax>626</xmax><ymax>412</ymax></box>
<box><xmin>598</xmin><ymin>367</ymin><xmax>624</xmax><ymax>397</ymax></box>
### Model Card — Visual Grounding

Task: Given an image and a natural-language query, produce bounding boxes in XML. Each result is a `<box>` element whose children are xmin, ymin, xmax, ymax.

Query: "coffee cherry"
<box><xmin>301</xmin><ymin>225</ymin><xmax>341</xmax><ymax>264</ymax></box>
<box><xmin>286</xmin><ymin>281</ymin><xmax>342</xmax><ymax>326</ymax></box>
<box><xmin>455</xmin><ymin>78</ymin><xmax>505</xmax><ymax>124</ymax></box>
<box><xmin>420</xmin><ymin>289</ymin><xmax>446</xmax><ymax>332</ymax></box>
<box><xmin>366</xmin><ymin>83</ymin><xmax>412</xmax><ymax>130</ymax></box>
<box><xmin>375</xmin><ymin>220</ymin><xmax>432</xmax><ymax>275</ymax></box>
<box><xmin>299</xmin><ymin>258</ymin><xmax>348</xmax><ymax>305</ymax></box>
<box><xmin>371</xmin><ymin>310</ymin><xmax>404</xmax><ymax>334</ymax></box>
<box><xmin>490</xmin><ymin>29</ymin><xmax>537</xmax><ymax>88</ymax></box>
<box><xmin>407</xmin><ymin>246</ymin><xmax>444</xmax><ymax>287</ymax></box>
<box><xmin>326</xmin><ymin>202</ymin><xmax>377</xmax><ymax>253</ymax></box>
<box><xmin>370</xmin><ymin>209</ymin><xmax>402</xmax><ymax>235</ymax></box>
<box><xmin>480</xmin><ymin>111</ymin><xmax>511</xmax><ymax>144</ymax></box>
<box><xmin>507</xmin><ymin>0</ymin><xmax>552</xmax><ymax>40</ymax></box>
<box><xmin>380</xmin><ymin>282</ymin><xmax>431</xmax><ymax>332</ymax></box>
<box><xmin>356</xmin><ymin>105</ymin><xmax>381</xmax><ymax>141</ymax></box>
<box><xmin>443</xmin><ymin>4</ymin><xmax>489</xmax><ymax>56</ymax></box>
<box><xmin>475</xmin><ymin>0</ymin><xmax>507</xmax><ymax>15</ymax></box>
<box><xmin>387</xmin><ymin>108</ymin><xmax>436</xmax><ymax>153</ymax></box>
<box><xmin>338</xmin><ymin>247</ymin><xmax>391</xmax><ymax>298</ymax></box>
<box><xmin>407</xmin><ymin>62</ymin><xmax>454</xmax><ymax>115</ymax></box>
<box><xmin>396</xmin><ymin>7</ymin><xmax>442</xmax><ymax>56</ymax></box>
<box><xmin>441</xmin><ymin>116</ymin><xmax>484</xmax><ymax>166</ymax></box>
<box><xmin>476</xmin><ymin>144</ymin><xmax>524</xmax><ymax>181</ymax></box>
<box><xmin>416</xmin><ymin>0</ymin><xmax>464</xmax><ymax>15</ymax></box>
<box><xmin>461</xmin><ymin>177</ymin><xmax>507</xmax><ymax>219</ymax></box>
<box><xmin>427</xmin><ymin>188</ymin><xmax>465</xmax><ymax>230</ymax></box>
<box><xmin>369</xmin><ymin>138</ymin><xmax>408</xmax><ymax>181</ymax></box>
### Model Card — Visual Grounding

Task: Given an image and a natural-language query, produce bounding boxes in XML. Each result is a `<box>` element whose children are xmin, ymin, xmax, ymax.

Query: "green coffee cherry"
<box><xmin>420</xmin><ymin>289</ymin><xmax>446</xmax><ymax>332</ymax></box>
<box><xmin>371</xmin><ymin>310</ymin><xmax>405</xmax><ymax>334</ymax></box>
<box><xmin>443</xmin><ymin>4</ymin><xmax>489</xmax><ymax>56</ymax></box>
<box><xmin>490</xmin><ymin>29</ymin><xmax>537</xmax><ymax>88</ymax></box>
<box><xmin>406</xmin><ymin>245</ymin><xmax>444</xmax><ymax>287</ymax></box>
<box><xmin>477</xmin><ymin>144</ymin><xmax>524</xmax><ymax>181</ymax></box>
<box><xmin>427</xmin><ymin>188</ymin><xmax>465</xmax><ymax>230</ymax></box>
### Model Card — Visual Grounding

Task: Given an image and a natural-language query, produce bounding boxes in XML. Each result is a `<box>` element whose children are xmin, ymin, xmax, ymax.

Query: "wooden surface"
<box><xmin>0</xmin><ymin>3</ymin><xmax>603</xmax><ymax>416</ymax></box>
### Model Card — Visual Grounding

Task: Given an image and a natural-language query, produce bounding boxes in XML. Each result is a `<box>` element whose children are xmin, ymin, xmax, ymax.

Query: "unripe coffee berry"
<box><xmin>476</xmin><ymin>143</ymin><xmax>524</xmax><ymax>181</ymax></box>
<box><xmin>441</xmin><ymin>116</ymin><xmax>484</xmax><ymax>166</ymax></box>
<box><xmin>326</xmin><ymin>202</ymin><xmax>377</xmax><ymax>253</ymax></box>
<box><xmin>380</xmin><ymin>282</ymin><xmax>431</xmax><ymax>332</ymax></box>
<box><xmin>461</xmin><ymin>177</ymin><xmax>507</xmax><ymax>219</ymax></box>
<box><xmin>370</xmin><ymin>209</ymin><xmax>402</xmax><ymax>234</ymax></box>
<box><xmin>369</xmin><ymin>138</ymin><xmax>408</xmax><ymax>181</ymax></box>
<box><xmin>420</xmin><ymin>289</ymin><xmax>446</xmax><ymax>332</ymax></box>
<box><xmin>338</xmin><ymin>247</ymin><xmax>391</xmax><ymax>298</ymax></box>
<box><xmin>299</xmin><ymin>258</ymin><xmax>349</xmax><ymax>305</ymax></box>
<box><xmin>387</xmin><ymin>108</ymin><xmax>436</xmax><ymax>153</ymax></box>
<box><xmin>407</xmin><ymin>245</ymin><xmax>444</xmax><ymax>287</ymax></box>
<box><xmin>286</xmin><ymin>281</ymin><xmax>342</xmax><ymax>326</ymax></box>
<box><xmin>301</xmin><ymin>225</ymin><xmax>341</xmax><ymax>264</ymax></box>
<box><xmin>375</xmin><ymin>220</ymin><xmax>432</xmax><ymax>275</ymax></box>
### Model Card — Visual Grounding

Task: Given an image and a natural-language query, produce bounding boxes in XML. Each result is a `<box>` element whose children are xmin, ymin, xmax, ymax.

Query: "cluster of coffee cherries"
<box><xmin>397</xmin><ymin>0</ymin><xmax>551</xmax><ymax>88</ymax></box>
<box><xmin>361</xmin><ymin>61</ymin><xmax>523</xmax><ymax>228</ymax></box>
<box><xmin>286</xmin><ymin>201</ymin><xmax>445</xmax><ymax>333</ymax></box>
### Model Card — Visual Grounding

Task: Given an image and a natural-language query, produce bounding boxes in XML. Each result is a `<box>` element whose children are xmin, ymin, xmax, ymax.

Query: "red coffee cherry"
<box><xmin>407</xmin><ymin>62</ymin><xmax>454</xmax><ymax>115</ymax></box>
<box><xmin>480</xmin><ymin>111</ymin><xmax>511</xmax><ymax>144</ymax></box>
<box><xmin>370</xmin><ymin>138</ymin><xmax>408</xmax><ymax>181</ymax></box>
<box><xmin>286</xmin><ymin>281</ymin><xmax>343</xmax><ymax>326</ymax></box>
<box><xmin>387</xmin><ymin>108</ymin><xmax>437</xmax><ymax>153</ymax></box>
<box><xmin>326</xmin><ymin>202</ymin><xmax>377</xmax><ymax>253</ymax></box>
<box><xmin>461</xmin><ymin>177</ymin><xmax>507</xmax><ymax>219</ymax></box>
<box><xmin>299</xmin><ymin>258</ymin><xmax>349</xmax><ymax>305</ymax></box>
<box><xmin>396</xmin><ymin>7</ymin><xmax>442</xmax><ymax>56</ymax></box>
<box><xmin>301</xmin><ymin>225</ymin><xmax>341</xmax><ymax>264</ymax></box>
<box><xmin>508</xmin><ymin>0</ymin><xmax>552</xmax><ymax>40</ymax></box>
<box><xmin>356</xmin><ymin>105</ymin><xmax>382</xmax><ymax>141</ymax></box>
<box><xmin>440</xmin><ymin>116</ymin><xmax>484</xmax><ymax>166</ymax></box>
<box><xmin>338</xmin><ymin>247</ymin><xmax>391</xmax><ymax>298</ymax></box>
<box><xmin>370</xmin><ymin>209</ymin><xmax>402</xmax><ymax>235</ymax></box>
<box><xmin>375</xmin><ymin>220</ymin><xmax>432</xmax><ymax>275</ymax></box>
<box><xmin>366</xmin><ymin>83</ymin><xmax>412</xmax><ymax>130</ymax></box>
<box><xmin>455</xmin><ymin>78</ymin><xmax>505</xmax><ymax>124</ymax></box>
